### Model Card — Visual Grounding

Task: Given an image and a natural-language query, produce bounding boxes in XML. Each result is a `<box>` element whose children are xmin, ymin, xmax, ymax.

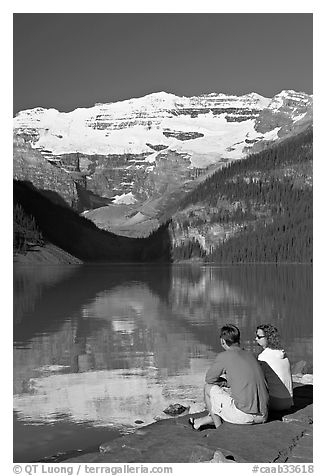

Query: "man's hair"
<box><xmin>220</xmin><ymin>324</ymin><xmax>240</xmax><ymax>346</ymax></box>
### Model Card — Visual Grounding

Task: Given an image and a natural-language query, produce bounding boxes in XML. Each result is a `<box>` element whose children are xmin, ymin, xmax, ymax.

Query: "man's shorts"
<box><xmin>210</xmin><ymin>385</ymin><xmax>267</xmax><ymax>424</ymax></box>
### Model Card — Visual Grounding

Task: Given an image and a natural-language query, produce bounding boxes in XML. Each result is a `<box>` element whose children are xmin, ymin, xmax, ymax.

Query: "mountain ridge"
<box><xmin>14</xmin><ymin>89</ymin><xmax>312</xmax><ymax>115</ymax></box>
<box><xmin>13</xmin><ymin>89</ymin><xmax>312</xmax><ymax>159</ymax></box>
<box><xmin>13</xmin><ymin>89</ymin><xmax>313</xmax><ymax>238</ymax></box>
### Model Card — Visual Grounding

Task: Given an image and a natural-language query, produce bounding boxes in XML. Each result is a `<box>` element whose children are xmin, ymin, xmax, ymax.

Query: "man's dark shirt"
<box><xmin>206</xmin><ymin>346</ymin><xmax>269</xmax><ymax>415</ymax></box>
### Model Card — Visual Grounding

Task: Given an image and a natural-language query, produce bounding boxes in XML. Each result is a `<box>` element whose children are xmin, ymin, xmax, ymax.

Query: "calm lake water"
<box><xmin>13</xmin><ymin>263</ymin><xmax>312</xmax><ymax>462</ymax></box>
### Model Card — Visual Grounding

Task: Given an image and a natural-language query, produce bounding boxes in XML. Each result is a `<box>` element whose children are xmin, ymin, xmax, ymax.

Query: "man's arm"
<box><xmin>205</xmin><ymin>353</ymin><xmax>226</xmax><ymax>384</ymax></box>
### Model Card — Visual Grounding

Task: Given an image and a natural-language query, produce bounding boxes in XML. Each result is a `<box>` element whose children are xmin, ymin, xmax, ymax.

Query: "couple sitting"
<box><xmin>189</xmin><ymin>324</ymin><xmax>293</xmax><ymax>430</ymax></box>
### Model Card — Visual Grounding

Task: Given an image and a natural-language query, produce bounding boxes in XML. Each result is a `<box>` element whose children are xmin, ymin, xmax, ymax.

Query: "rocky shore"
<box><xmin>14</xmin><ymin>244</ymin><xmax>83</xmax><ymax>265</ymax></box>
<box><xmin>62</xmin><ymin>381</ymin><xmax>312</xmax><ymax>464</ymax></box>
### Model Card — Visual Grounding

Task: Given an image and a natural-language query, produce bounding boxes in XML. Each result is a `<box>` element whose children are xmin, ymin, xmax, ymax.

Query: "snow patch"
<box><xmin>144</xmin><ymin>151</ymin><xmax>160</xmax><ymax>163</ymax></box>
<box><xmin>112</xmin><ymin>192</ymin><xmax>137</xmax><ymax>205</ymax></box>
<box><xmin>13</xmin><ymin>90</ymin><xmax>311</xmax><ymax>162</ymax></box>
<box><xmin>293</xmin><ymin>112</ymin><xmax>307</xmax><ymax>123</ymax></box>
<box><xmin>262</xmin><ymin>126</ymin><xmax>282</xmax><ymax>141</ymax></box>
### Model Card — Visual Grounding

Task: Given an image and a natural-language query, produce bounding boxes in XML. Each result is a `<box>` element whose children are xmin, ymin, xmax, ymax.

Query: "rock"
<box><xmin>207</xmin><ymin>450</ymin><xmax>237</xmax><ymax>463</ymax></box>
<box><xmin>153</xmin><ymin>413</ymin><xmax>170</xmax><ymax>421</ymax></box>
<box><xmin>134</xmin><ymin>420</ymin><xmax>144</xmax><ymax>424</ymax></box>
<box><xmin>282</xmin><ymin>405</ymin><xmax>313</xmax><ymax>425</ymax></box>
<box><xmin>66</xmin><ymin>407</ymin><xmax>312</xmax><ymax>464</ymax></box>
<box><xmin>163</xmin><ymin>130</ymin><xmax>204</xmax><ymax>141</ymax></box>
<box><xmin>99</xmin><ymin>439</ymin><xmax>122</xmax><ymax>453</ymax></box>
<box><xmin>135</xmin><ymin>429</ymin><xmax>148</xmax><ymax>436</ymax></box>
<box><xmin>292</xmin><ymin>360</ymin><xmax>307</xmax><ymax>375</ymax></box>
<box><xmin>190</xmin><ymin>447</ymin><xmax>238</xmax><ymax>463</ymax></box>
<box><xmin>188</xmin><ymin>445</ymin><xmax>214</xmax><ymax>462</ymax></box>
<box><xmin>163</xmin><ymin>403</ymin><xmax>189</xmax><ymax>416</ymax></box>
<box><xmin>292</xmin><ymin>374</ymin><xmax>313</xmax><ymax>385</ymax></box>
<box><xmin>189</xmin><ymin>402</ymin><xmax>206</xmax><ymax>414</ymax></box>
<box><xmin>27</xmin><ymin>378</ymin><xmax>38</xmax><ymax>393</ymax></box>
<box><xmin>37</xmin><ymin>449</ymin><xmax>84</xmax><ymax>463</ymax></box>
<box><xmin>99</xmin><ymin>443</ymin><xmax>112</xmax><ymax>453</ymax></box>
<box><xmin>14</xmin><ymin>243</ymin><xmax>83</xmax><ymax>265</ymax></box>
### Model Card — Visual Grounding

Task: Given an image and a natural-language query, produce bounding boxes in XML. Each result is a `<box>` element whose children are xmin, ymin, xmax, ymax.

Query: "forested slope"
<box><xmin>14</xmin><ymin>180</ymin><xmax>172</xmax><ymax>263</ymax></box>
<box><xmin>170</xmin><ymin>127</ymin><xmax>312</xmax><ymax>263</ymax></box>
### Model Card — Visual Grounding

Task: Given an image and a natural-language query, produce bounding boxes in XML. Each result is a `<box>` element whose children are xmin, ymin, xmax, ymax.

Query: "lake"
<box><xmin>13</xmin><ymin>263</ymin><xmax>312</xmax><ymax>462</ymax></box>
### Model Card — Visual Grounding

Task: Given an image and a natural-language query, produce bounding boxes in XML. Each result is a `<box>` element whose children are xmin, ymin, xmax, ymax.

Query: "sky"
<box><xmin>13</xmin><ymin>13</ymin><xmax>313</xmax><ymax>114</ymax></box>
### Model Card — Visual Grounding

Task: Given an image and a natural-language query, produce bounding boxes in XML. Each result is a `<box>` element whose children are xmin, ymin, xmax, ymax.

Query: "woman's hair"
<box><xmin>220</xmin><ymin>324</ymin><xmax>240</xmax><ymax>346</ymax></box>
<box><xmin>256</xmin><ymin>324</ymin><xmax>283</xmax><ymax>350</ymax></box>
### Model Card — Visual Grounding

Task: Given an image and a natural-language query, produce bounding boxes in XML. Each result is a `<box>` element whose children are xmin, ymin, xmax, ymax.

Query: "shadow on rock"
<box><xmin>268</xmin><ymin>384</ymin><xmax>313</xmax><ymax>422</ymax></box>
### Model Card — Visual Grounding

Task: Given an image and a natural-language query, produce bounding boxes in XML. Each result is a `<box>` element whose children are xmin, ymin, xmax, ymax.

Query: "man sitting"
<box><xmin>190</xmin><ymin>324</ymin><xmax>269</xmax><ymax>430</ymax></box>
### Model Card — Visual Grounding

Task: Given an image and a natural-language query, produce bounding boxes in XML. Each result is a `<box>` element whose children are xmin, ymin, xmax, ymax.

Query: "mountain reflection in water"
<box><xmin>13</xmin><ymin>264</ymin><xmax>312</xmax><ymax>462</ymax></box>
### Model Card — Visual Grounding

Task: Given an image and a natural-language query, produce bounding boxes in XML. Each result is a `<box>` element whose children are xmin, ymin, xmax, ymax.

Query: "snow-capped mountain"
<box><xmin>13</xmin><ymin>90</ymin><xmax>312</xmax><ymax>211</ymax></box>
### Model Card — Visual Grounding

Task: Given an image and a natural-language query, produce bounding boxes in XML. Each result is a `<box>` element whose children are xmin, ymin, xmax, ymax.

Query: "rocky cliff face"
<box><xmin>13</xmin><ymin>90</ymin><xmax>312</xmax><ymax>228</ymax></box>
<box><xmin>13</xmin><ymin>135</ymin><xmax>78</xmax><ymax>207</ymax></box>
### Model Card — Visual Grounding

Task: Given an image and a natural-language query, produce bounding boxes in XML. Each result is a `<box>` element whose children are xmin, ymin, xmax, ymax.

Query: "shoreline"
<box><xmin>64</xmin><ymin>381</ymin><xmax>313</xmax><ymax>464</ymax></box>
<box><xmin>14</xmin><ymin>244</ymin><xmax>82</xmax><ymax>265</ymax></box>
<box><xmin>14</xmin><ymin>247</ymin><xmax>312</xmax><ymax>267</ymax></box>
<box><xmin>28</xmin><ymin>375</ymin><xmax>313</xmax><ymax>464</ymax></box>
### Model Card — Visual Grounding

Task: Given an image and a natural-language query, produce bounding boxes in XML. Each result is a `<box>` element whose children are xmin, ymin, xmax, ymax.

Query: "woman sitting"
<box><xmin>255</xmin><ymin>324</ymin><xmax>293</xmax><ymax>411</ymax></box>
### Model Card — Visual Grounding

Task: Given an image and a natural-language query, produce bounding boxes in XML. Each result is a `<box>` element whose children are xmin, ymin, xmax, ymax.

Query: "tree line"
<box><xmin>14</xmin><ymin>203</ymin><xmax>44</xmax><ymax>254</ymax></box>
<box><xmin>171</xmin><ymin>127</ymin><xmax>313</xmax><ymax>263</ymax></box>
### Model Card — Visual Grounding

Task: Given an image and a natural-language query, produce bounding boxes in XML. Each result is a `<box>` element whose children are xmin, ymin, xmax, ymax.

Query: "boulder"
<box><xmin>207</xmin><ymin>449</ymin><xmax>237</xmax><ymax>463</ymax></box>
<box><xmin>292</xmin><ymin>374</ymin><xmax>313</xmax><ymax>385</ymax></box>
<box><xmin>163</xmin><ymin>403</ymin><xmax>189</xmax><ymax>416</ymax></box>
<box><xmin>188</xmin><ymin>445</ymin><xmax>214</xmax><ymax>462</ymax></box>
<box><xmin>292</xmin><ymin>360</ymin><xmax>307</xmax><ymax>375</ymax></box>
